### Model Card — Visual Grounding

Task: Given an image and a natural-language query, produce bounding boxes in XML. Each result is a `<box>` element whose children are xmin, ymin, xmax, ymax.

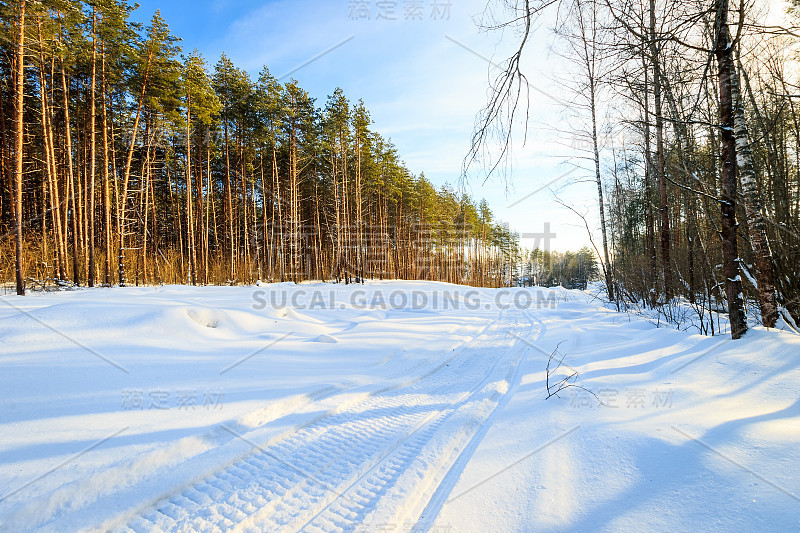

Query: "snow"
<box><xmin>740</xmin><ymin>263</ymin><xmax>759</xmax><ymax>290</ymax></box>
<box><xmin>1</xmin><ymin>282</ymin><xmax>798</xmax><ymax>532</ymax></box>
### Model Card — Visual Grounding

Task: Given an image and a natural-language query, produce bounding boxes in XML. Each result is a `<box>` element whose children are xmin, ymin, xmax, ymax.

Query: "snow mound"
<box><xmin>310</xmin><ymin>334</ymin><xmax>338</xmax><ymax>343</ymax></box>
<box><xmin>186</xmin><ymin>308</ymin><xmax>220</xmax><ymax>328</ymax></box>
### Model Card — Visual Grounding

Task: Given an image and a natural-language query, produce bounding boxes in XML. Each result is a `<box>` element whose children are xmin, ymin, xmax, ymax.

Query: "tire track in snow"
<box><xmin>116</xmin><ymin>309</ymin><xmax>540</xmax><ymax>532</ymax></box>
<box><xmin>298</xmin><ymin>310</ymin><xmax>545</xmax><ymax>532</ymax></box>
<box><xmin>295</xmin><ymin>311</ymin><xmax>544</xmax><ymax>533</ymax></box>
<box><xmin>416</xmin><ymin>311</ymin><xmax>545</xmax><ymax>527</ymax></box>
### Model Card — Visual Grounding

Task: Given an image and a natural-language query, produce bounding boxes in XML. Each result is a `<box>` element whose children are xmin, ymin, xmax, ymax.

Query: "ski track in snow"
<box><xmin>104</xmin><ymin>309</ymin><xmax>541</xmax><ymax>532</ymax></box>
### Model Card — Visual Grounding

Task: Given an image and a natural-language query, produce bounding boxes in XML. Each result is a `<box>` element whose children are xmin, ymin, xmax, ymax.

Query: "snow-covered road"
<box><xmin>1</xmin><ymin>282</ymin><xmax>798</xmax><ymax>532</ymax></box>
<box><xmin>123</xmin><ymin>308</ymin><xmax>538</xmax><ymax>532</ymax></box>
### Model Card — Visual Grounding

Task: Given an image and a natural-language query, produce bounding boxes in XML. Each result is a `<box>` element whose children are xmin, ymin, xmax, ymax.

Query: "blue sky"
<box><xmin>128</xmin><ymin>0</ymin><xmax>636</xmax><ymax>253</ymax></box>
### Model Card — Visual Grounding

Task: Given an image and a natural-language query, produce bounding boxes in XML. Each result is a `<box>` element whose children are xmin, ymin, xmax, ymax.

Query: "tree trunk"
<box><xmin>643</xmin><ymin>56</ymin><xmax>658</xmax><ymax>307</ymax></box>
<box><xmin>590</xmin><ymin>79</ymin><xmax>614</xmax><ymax>301</ymax></box>
<box><xmin>58</xmin><ymin>53</ymin><xmax>80</xmax><ymax>285</ymax></box>
<box><xmin>13</xmin><ymin>0</ymin><xmax>26</xmax><ymax>296</ymax></box>
<box><xmin>101</xmin><ymin>44</ymin><xmax>112</xmax><ymax>285</ymax></box>
<box><xmin>650</xmin><ymin>0</ymin><xmax>672</xmax><ymax>300</ymax></box>
<box><xmin>715</xmin><ymin>0</ymin><xmax>747</xmax><ymax>339</ymax></box>
<box><xmin>730</xmin><ymin>62</ymin><xmax>778</xmax><ymax>328</ymax></box>
<box><xmin>290</xmin><ymin>118</ymin><xmax>300</xmax><ymax>282</ymax></box>
<box><xmin>223</xmin><ymin>107</ymin><xmax>234</xmax><ymax>281</ymax></box>
<box><xmin>186</xmin><ymin>103</ymin><xmax>196</xmax><ymax>285</ymax></box>
<box><xmin>87</xmin><ymin>8</ymin><xmax>97</xmax><ymax>286</ymax></box>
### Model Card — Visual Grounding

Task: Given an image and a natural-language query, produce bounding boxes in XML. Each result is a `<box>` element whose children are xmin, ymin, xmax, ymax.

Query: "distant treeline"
<box><xmin>518</xmin><ymin>247</ymin><xmax>600</xmax><ymax>289</ymax></box>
